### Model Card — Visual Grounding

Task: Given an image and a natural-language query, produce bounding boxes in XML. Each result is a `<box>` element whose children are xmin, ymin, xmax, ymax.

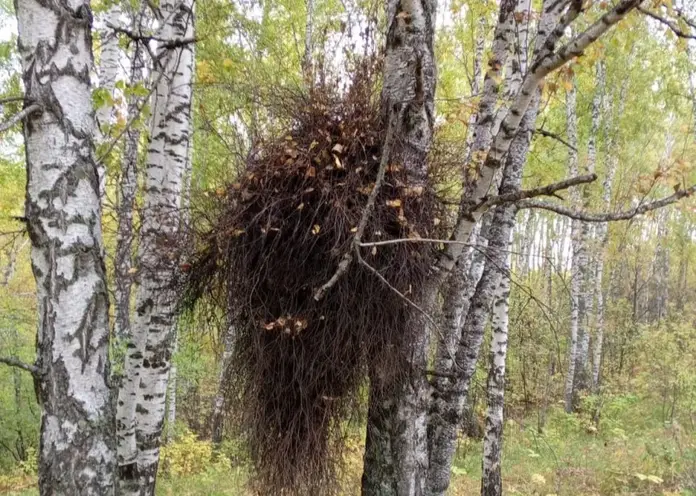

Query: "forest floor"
<box><xmin>2</xmin><ymin>399</ymin><xmax>695</xmax><ymax>496</ymax></box>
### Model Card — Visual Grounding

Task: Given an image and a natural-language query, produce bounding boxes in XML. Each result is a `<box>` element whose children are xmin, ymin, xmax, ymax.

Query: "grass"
<box><xmin>3</xmin><ymin>397</ymin><xmax>695</xmax><ymax>495</ymax></box>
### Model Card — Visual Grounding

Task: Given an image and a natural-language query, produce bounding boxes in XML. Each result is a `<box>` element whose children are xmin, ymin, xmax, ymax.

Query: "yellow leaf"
<box><xmin>350</xmin><ymin>227</ymin><xmax>358</xmax><ymax>233</ymax></box>
<box><xmin>386</xmin><ymin>199</ymin><xmax>402</xmax><ymax>208</ymax></box>
<box><xmin>128</xmin><ymin>267</ymin><xmax>138</xmax><ymax>274</ymax></box>
<box><xmin>333</xmin><ymin>154</ymin><xmax>344</xmax><ymax>169</ymax></box>
<box><xmin>296</xmin><ymin>202</ymin><xmax>305</xmax><ymax>211</ymax></box>
<box><xmin>312</xmin><ymin>224</ymin><xmax>321</xmax><ymax>235</ymax></box>
<box><xmin>332</xmin><ymin>143</ymin><xmax>344</xmax><ymax>154</ymax></box>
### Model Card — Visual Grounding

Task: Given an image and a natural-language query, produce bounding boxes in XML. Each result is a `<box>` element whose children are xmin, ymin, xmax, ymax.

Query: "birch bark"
<box><xmin>427</xmin><ymin>2</ymin><xmax>564</xmax><ymax>493</ymax></box>
<box><xmin>15</xmin><ymin>0</ymin><xmax>116</xmax><ymax>492</ymax></box>
<box><xmin>116</xmin><ymin>0</ymin><xmax>195</xmax><ymax>493</ymax></box>
<box><xmin>361</xmin><ymin>2</ymin><xmax>436</xmax><ymax>494</ymax></box>
<box><xmin>574</xmin><ymin>62</ymin><xmax>604</xmax><ymax>397</ymax></box>
<box><xmin>114</xmin><ymin>9</ymin><xmax>149</xmax><ymax>348</ymax></box>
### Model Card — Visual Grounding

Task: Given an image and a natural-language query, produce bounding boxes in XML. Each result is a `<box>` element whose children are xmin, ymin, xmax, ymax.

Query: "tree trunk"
<box><xmin>210</xmin><ymin>322</ymin><xmax>235</xmax><ymax>445</ymax></box>
<box><xmin>574</xmin><ymin>62</ymin><xmax>604</xmax><ymax>398</ymax></box>
<box><xmin>114</xmin><ymin>9</ymin><xmax>149</xmax><ymax>350</ymax></box>
<box><xmin>116</xmin><ymin>0</ymin><xmax>195</xmax><ymax>493</ymax></box>
<box><xmin>481</xmin><ymin>247</ymin><xmax>512</xmax><ymax>496</ymax></box>
<box><xmin>16</xmin><ymin>0</ymin><xmax>116</xmax><ymax>492</ymax></box>
<box><xmin>361</xmin><ymin>1</ymin><xmax>436</xmax><ymax>495</ymax></box>
<box><xmin>165</xmin><ymin>333</ymin><xmax>178</xmax><ymax>444</ymax></box>
<box><xmin>564</xmin><ymin>74</ymin><xmax>581</xmax><ymax>413</ymax></box>
<box><xmin>591</xmin><ymin>75</ymin><xmax>627</xmax><ymax>391</ymax></box>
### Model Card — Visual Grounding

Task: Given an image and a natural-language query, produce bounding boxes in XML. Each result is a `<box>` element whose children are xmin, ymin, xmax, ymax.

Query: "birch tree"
<box><xmin>361</xmin><ymin>2</ymin><xmax>437</xmax><ymax>494</ymax></box>
<box><xmin>116</xmin><ymin>0</ymin><xmax>195</xmax><ymax>492</ymax></box>
<box><xmin>14</xmin><ymin>0</ymin><xmax>116</xmax><ymax>492</ymax></box>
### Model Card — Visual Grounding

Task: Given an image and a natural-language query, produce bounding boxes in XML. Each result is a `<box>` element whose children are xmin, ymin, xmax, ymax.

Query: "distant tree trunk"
<box><xmin>165</xmin><ymin>333</ymin><xmax>178</xmax><ymax>444</ymax></box>
<box><xmin>210</xmin><ymin>322</ymin><xmax>235</xmax><ymax>445</ymax></box>
<box><xmin>114</xmin><ymin>10</ymin><xmax>149</xmax><ymax>349</ymax></box>
<box><xmin>564</xmin><ymin>75</ymin><xmax>581</xmax><ymax>413</ymax></box>
<box><xmin>302</xmin><ymin>0</ymin><xmax>314</xmax><ymax>83</ymax></box>
<box><xmin>652</xmin><ymin>208</ymin><xmax>670</xmax><ymax>322</ymax></box>
<box><xmin>95</xmin><ymin>5</ymin><xmax>122</xmax><ymax>199</ymax></box>
<box><xmin>15</xmin><ymin>0</ymin><xmax>116</xmax><ymax>492</ymax></box>
<box><xmin>361</xmin><ymin>1</ymin><xmax>436</xmax><ymax>494</ymax></box>
<box><xmin>573</xmin><ymin>62</ymin><xmax>604</xmax><ymax>398</ymax></box>
<box><xmin>116</xmin><ymin>0</ymin><xmax>195</xmax><ymax>493</ymax></box>
<box><xmin>591</xmin><ymin>76</ymin><xmax>627</xmax><ymax>391</ymax></box>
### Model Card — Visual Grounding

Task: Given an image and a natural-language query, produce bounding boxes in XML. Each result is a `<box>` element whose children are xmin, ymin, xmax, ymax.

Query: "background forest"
<box><xmin>1</xmin><ymin>0</ymin><xmax>696</xmax><ymax>495</ymax></box>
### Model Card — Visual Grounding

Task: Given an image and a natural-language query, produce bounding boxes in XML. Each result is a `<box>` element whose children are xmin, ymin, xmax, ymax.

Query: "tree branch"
<box><xmin>638</xmin><ymin>6</ymin><xmax>696</xmax><ymax>39</ymax></box>
<box><xmin>0</xmin><ymin>96</ymin><xmax>25</xmax><ymax>105</ymax></box>
<box><xmin>518</xmin><ymin>184</ymin><xmax>696</xmax><ymax>221</ymax></box>
<box><xmin>107</xmin><ymin>22</ymin><xmax>198</xmax><ymax>49</ymax></box>
<box><xmin>482</xmin><ymin>173</ymin><xmax>596</xmax><ymax>208</ymax></box>
<box><xmin>0</xmin><ymin>357</ymin><xmax>38</xmax><ymax>375</ymax></box>
<box><xmin>313</xmin><ymin>108</ymin><xmax>401</xmax><ymax>301</ymax></box>
<box><xmin>535</xmin><ymin>128</ymin><xmax>578</xmax><ymax>151</ymax></box>
<box><xmin>0</xmin><ymin>104</ymin><xmax>41</xmax><ymax>133</ymax></box>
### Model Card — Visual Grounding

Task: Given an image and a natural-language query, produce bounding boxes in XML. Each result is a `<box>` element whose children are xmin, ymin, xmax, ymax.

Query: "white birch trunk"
<box><xmin>114</xmin><ymin>9</ymin><xmax>149</xmax><ymax>348</ymax></box>
<box><xmin>574</xmin><ymin>62</ymin><xmax>604</xmax><ymax>397</ymax></box>
<box><xmin>116</xmin><ymin>0</ymin><xmax>195</xmax><ymax>493</ymax></box>
<box><xmin>361</xmin><ymin>2</ymin><xmax>436</xmax><ymax>494</ymax></box>
<box><xmin>16</xmin><ymin>0</ymin><xmax>116</xmax><ymax>492</ymax></box>
<box><xmin>563</xmin><ymin>75</ymin><xmax>581</xmax><ymax>413</ymax></box>
<box><xmin>591</xmin><ymin>77</ymin><xmax>627</xmax><ymax>390</ymax></box>
<box><xmin>481</xmin><ymin>246</ymin><xmax>512</xmax><ymax>496</ymax></box>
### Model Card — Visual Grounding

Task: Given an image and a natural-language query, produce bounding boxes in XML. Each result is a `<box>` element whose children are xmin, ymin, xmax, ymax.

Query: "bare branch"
<box><xmin>355</xmin><ymin>250</ymin><xmax>437</xmax><ymax>328</ymax></box>
<box><xmin>0</xmin><ymin>356</ymin><xmax>38</xmax><ymax>375</ymax></box>
<box><xmin>0</xmin><ymin>96</ymin><xmax>25</xmax><ymax>105</ymax></box>
<box><xmin>0</xmin><ymin>104</ymin><xmax>41</xmax><ymax>133</ymax></box>
<box><xmin>535</xmin><ymin>128</ymin><xmax>578</xmax><ymax>152</ymax></box>
<box><xmin>107</xmin><ymin>22</ymin><xmax>198</xmax><ymax>49</ymax></box>
<box><xmin>638</xmin><ymin>6</ymin><xmax>696</xmax><ymax>39</ymax></box>
<box><xmin>518</xmin><ymin>184</ymin><xmax>696</xmax><ymax>221</ymax></box>
<box><xmin>482</xmin><ymin>173</ymin><xmax>597</xmax><ymax>208</ymax></box>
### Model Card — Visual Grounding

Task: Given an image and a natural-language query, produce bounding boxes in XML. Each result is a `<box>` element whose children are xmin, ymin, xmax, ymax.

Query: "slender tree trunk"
<box><xmin>210</xmin><ymin>322</ymin><xmax>235</xmax><ymax>445</ymax></box>
<box><xmin>481</xmin><ymin>246</ymin><xmax>512</xmax><ymax>496</ymax></box>
<box><xmin>114</xmin><ymin>11</ymin><xmax>148</xmax><ymax>349</ymax></box>
<box><xmin>573</xmin><ymin>62</ymin><xmax>604</xmax><ymax>398</ymax></box>
<box><xmin>361</xmin><ymin>2</ymin><xmax>436</xmax><ymax>494</ymax></box>
<box><xmin>591</xmin><ymin>75</ymin><xmax>627</xmax><ymax>391</ymax></box>
<box><xmin>302</xmin><ymin>0</ymin><xmax>314</xmax><ymax>83</ymax></box>
<box><xmin>16</xmin><ymin>0</ymin><xmax>116</xmax><ymax>492</ymax></box>
<box><xmin>165</xmin><ymin>333</ymin><xmax>178</xmax><ymax>444</ymax></box>
<box><xmin>427</xmin><ymin>0</ymin><xmax>570</xmax><ymax>491</ymax></box>
<box><xmin>564</xmin><ymin>75</ymin><xmax>581</xmax><ymax>413</ymax></box>
<box><xmin>116</xmin><ymin>1</ymin><xmax>195</xmax><ymax>493</ymax></box>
